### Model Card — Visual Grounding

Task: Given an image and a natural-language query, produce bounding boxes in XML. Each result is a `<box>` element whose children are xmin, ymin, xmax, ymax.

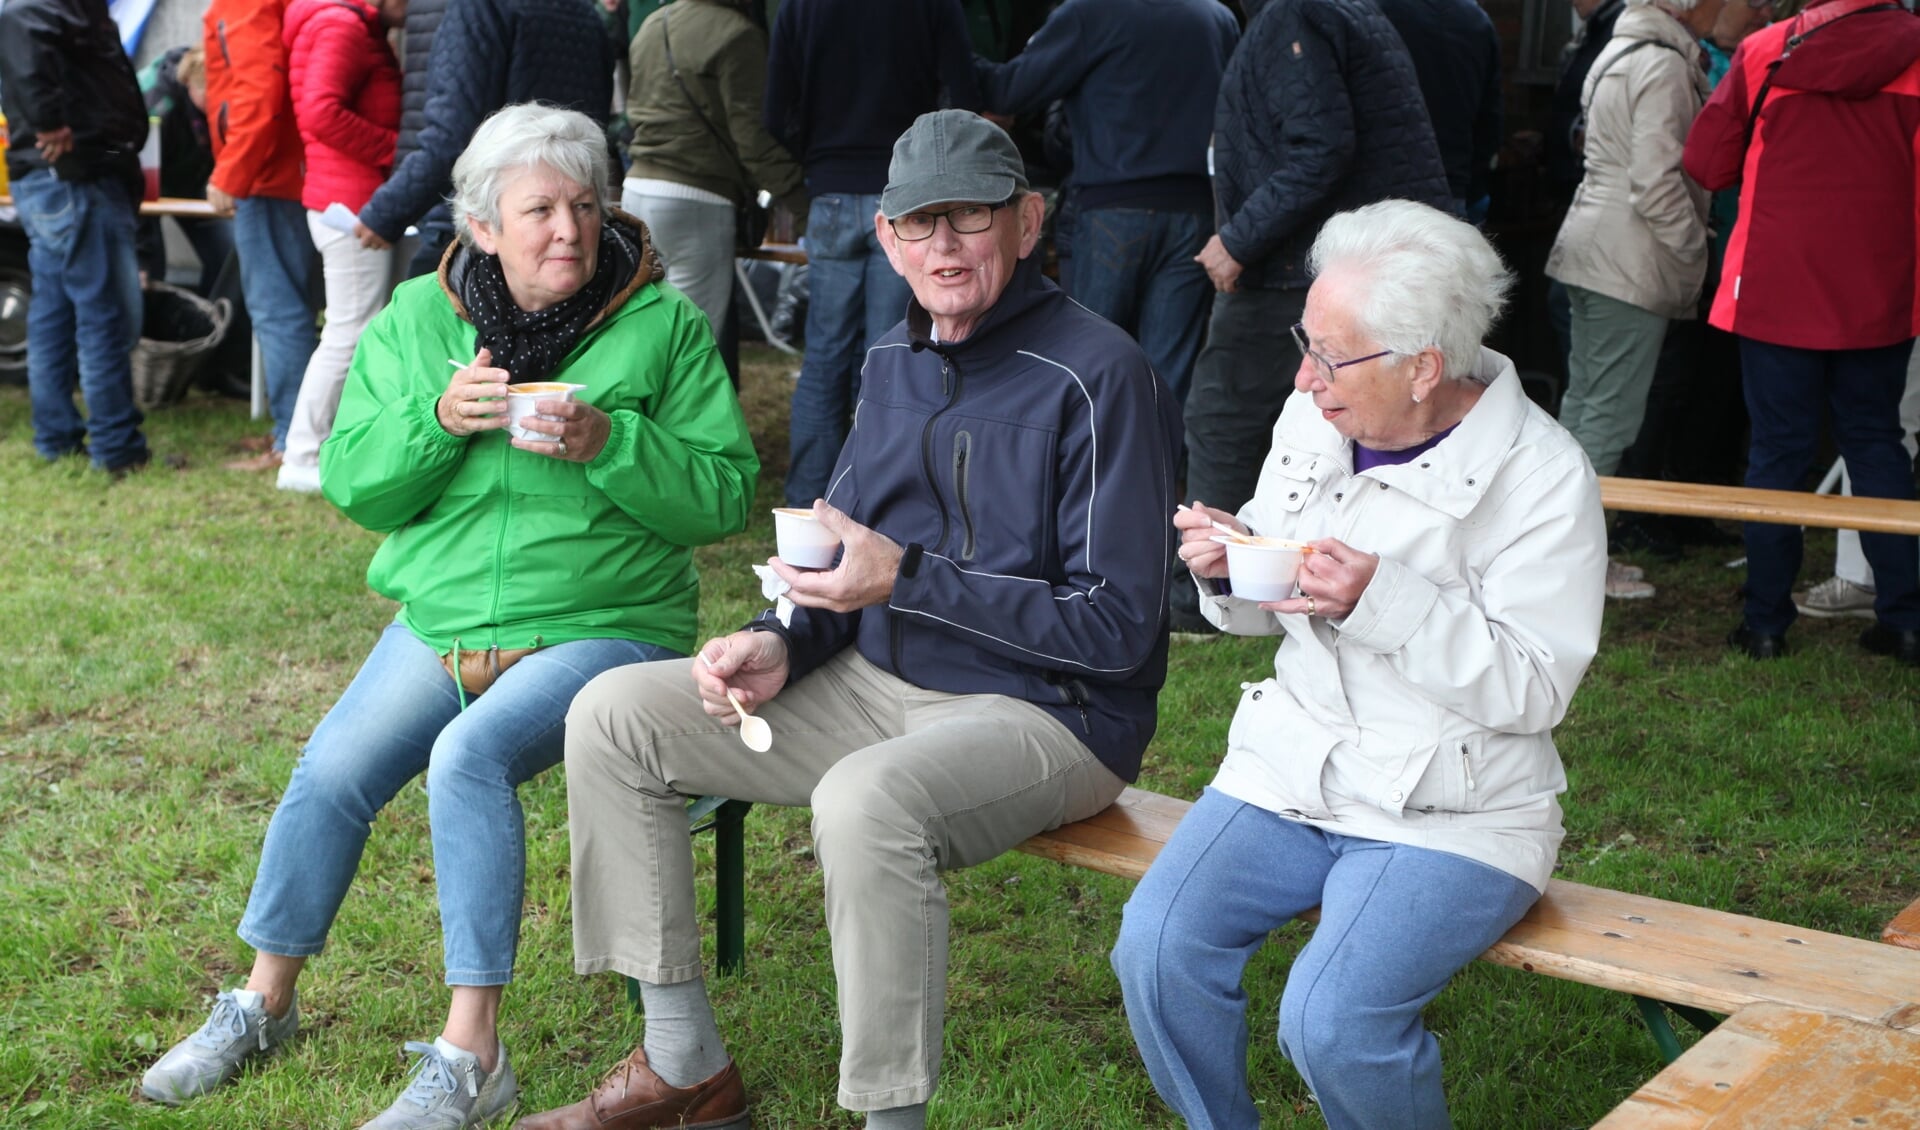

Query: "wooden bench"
<box><xmin>691</xmin><ymin>787</ymin><xmax>1920</xmax><ymax>1121</ymax></box>
<box><xmin>1885</xmin><ymin>895</ymin><xmax>1920</xmax><ymax>951</ymax></box>
<box><xmin>1597</xmin><ymin>476</ymin><xmax>1920</xmax><ymax>536</ymax></box>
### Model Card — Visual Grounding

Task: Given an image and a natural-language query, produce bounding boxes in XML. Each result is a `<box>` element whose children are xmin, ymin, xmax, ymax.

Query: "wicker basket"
<box><xmin>131</xmin><ymin>281</ymin><xmax>231</xmax><ymax>410</ymax></box>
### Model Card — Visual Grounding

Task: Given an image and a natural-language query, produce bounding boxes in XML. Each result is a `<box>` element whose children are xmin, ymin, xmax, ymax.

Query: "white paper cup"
<box><xmin>505</xmin><ymin>382</ymin><xmax>586</xmax><ymax>441</ymax></box>
<box><xmin>772</xmin><ymin>507</ymin><xmax>841</xmax><ymax>569</ymax></box>
<box><xmin>1224</xmin><ymin>536</ymin><xmax>1309</xmax><ymax>603</ymax></box>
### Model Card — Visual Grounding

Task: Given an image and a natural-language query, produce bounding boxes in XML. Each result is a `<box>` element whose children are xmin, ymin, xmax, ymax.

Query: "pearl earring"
<box><xmin>1412</xmin><ymin>392</ymin><xmax>1422</xmax><ymax>404</ymax></box>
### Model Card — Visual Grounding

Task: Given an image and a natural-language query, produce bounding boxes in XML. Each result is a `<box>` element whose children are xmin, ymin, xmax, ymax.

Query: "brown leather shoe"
<box><xmin>222</xmin><ymin>450</ymin><xmax>282</xmax><ymax>472</ymax></box>
<box><xmin>512</xmin><ymin>1048</ymin><xmax>746</xmax><ymax>1129</ymax></box>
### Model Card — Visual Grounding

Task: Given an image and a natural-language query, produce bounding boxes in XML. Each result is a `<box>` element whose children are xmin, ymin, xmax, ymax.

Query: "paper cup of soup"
<box><xmin>772</xmin><ymin>507</ymin><xmax>841</xmax><ymax>569</ymax></box>
<box><xmin>505</xmin><ymin>382</ymin><xmax>586</xmax><ymax>441</ymax></box>
<box><xmin>1223</xmin><ymin>536</ymin><xmax>1310</xmax><ymax>603</ymax></box>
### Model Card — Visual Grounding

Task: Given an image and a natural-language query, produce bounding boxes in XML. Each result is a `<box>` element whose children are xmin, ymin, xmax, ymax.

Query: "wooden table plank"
<box><xmin>1594</xmin><ymin>1003</ymin><xmax>1920</xmax><ymax>1128</ymax></box>
<box><xmin>1598</xmin><ymin>477</ymin><xmax>1920</xmax><ymax>536</ymax></box>
<box><xmin>1</xmin><ymin>194</ymin><xmax>216</xmax><ymax>219</ymax></box>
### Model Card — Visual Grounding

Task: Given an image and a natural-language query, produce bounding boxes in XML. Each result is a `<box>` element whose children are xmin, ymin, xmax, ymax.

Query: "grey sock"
<box><xmin>638</xmin><ymin>978</ymin><xmax>730</xmax><ymax>1089</ymax></box>
<box><xmin>866</xmin><ymin>1103</ymin><xmax>928</xmax><ymax>1130</ymax></box>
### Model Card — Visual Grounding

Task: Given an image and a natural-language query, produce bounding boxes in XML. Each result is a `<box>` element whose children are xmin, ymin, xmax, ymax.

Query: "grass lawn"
<box><xmin>2</xmin><ymin>346</ymin><xmax>1915</xmax><ymax>1129</ymax></box>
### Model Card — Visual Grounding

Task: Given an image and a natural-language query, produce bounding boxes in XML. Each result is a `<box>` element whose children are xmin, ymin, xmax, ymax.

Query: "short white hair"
<box><xmin>1306</xmin><ymin>199</ymin><xmax>1514</xmax><ymax>381</ymax></box>
<box><xmin>1629</xmin><ymin>0</ymin><xmax>1699</xmax><ymax>11</ymax></box>
<box><xmin>450</xmin><ymin>102</ymin><xmax>609</xmax><ymax>243</ymax></box>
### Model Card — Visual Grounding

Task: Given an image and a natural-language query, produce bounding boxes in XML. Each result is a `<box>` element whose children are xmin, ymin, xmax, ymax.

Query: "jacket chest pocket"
<box><xmin>1250</xmin><ymin>449</ymin><xmax>1329</xmax><ymax>533</ymax></box>
<box><xmin>938</xmin><ymin>417</ymin><xmax>1055</xmax><ymax>567</ymax></box>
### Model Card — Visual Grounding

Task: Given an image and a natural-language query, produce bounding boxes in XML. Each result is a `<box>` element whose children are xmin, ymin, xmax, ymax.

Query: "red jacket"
<box><xmin>204</xmin><ymin>0</ymin><xmax>304</xmax><ymax>201</ymax></box>
<box><xmin>1683</xmin><ymin>0</ymin><xmax>1920</xmax><ymax>350</ymax></box>
<box><xmin>285</xmin><ymin>0</ymin><xmax>401</xmax><ymax>213</ymax></box>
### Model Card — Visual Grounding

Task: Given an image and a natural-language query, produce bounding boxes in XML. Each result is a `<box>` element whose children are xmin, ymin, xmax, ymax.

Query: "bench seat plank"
<box><xmin>1597</xmin><ymin>477</ymin><xmax>1920</xmax><ymax>536</ymax></box>
<box><xmin>1592</xmin><ymin>1003</ymin><xmax>1920</xmax><ymax>1129</ymax></box>
<box><xmin>1021</xmin><ymin>789</ymin><xmax>1920</xmax><ymax>1028</ymax></box>
<box><xmin>1884</xmin><ymin>895</ymin><xmax>1920</xmax><ymax>951</ymax></box>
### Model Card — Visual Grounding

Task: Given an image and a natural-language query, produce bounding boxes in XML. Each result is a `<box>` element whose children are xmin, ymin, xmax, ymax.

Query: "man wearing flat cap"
<box><xmin>516</xmin><ymin>110</ymin><xmax>1180</xmax><ymax>1130</ymax></box>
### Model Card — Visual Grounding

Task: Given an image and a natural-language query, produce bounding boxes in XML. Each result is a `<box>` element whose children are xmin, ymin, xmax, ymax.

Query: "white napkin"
<box><xmin>318</xmin><ymin>202</ymin><xmax>359</xmax><ymax>233</ymax></box>
<box><xmin>751</xmin><ymin>564</ymin><xmax>794</xmax><ymax>626</ymax></box>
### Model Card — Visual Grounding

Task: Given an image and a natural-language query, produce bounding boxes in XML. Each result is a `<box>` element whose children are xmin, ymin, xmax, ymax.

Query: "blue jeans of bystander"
<box><xmin>231</xmin><ymin>195</ymin><xmax>317</xmax><ymax>451</ymax></box>
<box><xmin>237</xmin><ymin>623</ymin><xmax>679</xmax><ymax>985</ymax></box>
<box><xmin>1739</xmin><ymin>336</ymin><xmax>1920</xmax><ymax>635</ymax></box>
<box><xmin>1112</xmin><ymin>788</ymin><xmax>1539</xmax><ymax>1130</ymax></box>
<box><xmin>787</xmin><ymin>192</ymin><xmax>909</xmax><ymax>507</ymax></box>
<box><xmin>13</xmin><ymin>168</ymin><xmax>148</xmax><ymax>470</ymax></box>
<box><xmin>1068</xmin><ymin>207</ymin><xmax>1211</xmax><ymax>406</ymax></box>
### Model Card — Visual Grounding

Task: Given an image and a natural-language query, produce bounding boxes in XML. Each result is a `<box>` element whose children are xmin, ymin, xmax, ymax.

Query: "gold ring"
<box><xmin>1306</xmin><ymin>595</ymin><xmax>1317</xmax><ymax>616</ymax></box>
<box><xmin>555</xmin><ymin>439</ymin><xmax>567</xmax><ymax>455</ymax></box>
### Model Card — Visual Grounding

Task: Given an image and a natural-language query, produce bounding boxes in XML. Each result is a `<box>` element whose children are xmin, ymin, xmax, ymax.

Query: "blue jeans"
<box><xmin>12</xmin><ymin>169</ymin><xmax>148</xmax><ymax>470</ymax></box>
<box><xmin>231</xmin><ymin>196</ymin><xmax>317</xmax><ymax>450</ymax></box>
<box><xmin>787</xmin><ymin>192</ymin><xmax>909</xmax><ymax>507</ymax></box>
<box><xmin>1067</xmin><ymin>207</ymin><xmax>1211</xmax><ymax>405</ymax></box>
<box><xmin>1112</xmin><ymin>788</ymin><xmax>1539</xmax><ymax>1130</ymax></box>
<box><xmin>1739</xmin><ymin>335</ymin><xmax>1920</xmax><ymax>634</ymax></box>
<box><xmin>238</xmin><ymin>624</ymin><xmax>679</xmax><ymax>985</ymax></box>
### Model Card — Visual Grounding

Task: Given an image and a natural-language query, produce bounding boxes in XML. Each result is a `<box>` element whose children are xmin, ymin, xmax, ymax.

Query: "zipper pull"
<box><xmin>1461</xmin><ymin>743</ymin><xmax>1476</xmax><ymax>791</ymax></box>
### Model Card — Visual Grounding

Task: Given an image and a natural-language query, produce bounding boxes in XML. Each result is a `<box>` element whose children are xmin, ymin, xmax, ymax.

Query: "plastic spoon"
<box><xmin>1177</xmin><ymin>502</ymin><xmax>1246</xmax><ymax>539</ymax></box>
<box><xmin>724</xmin><ymin>687</ymin><xmax>772</xmax><ymax>752</ymax></box>
<box><xmin>702</xmin><ymin>655</ymin><xmax>772</xmax><ymax>752</ymax></box>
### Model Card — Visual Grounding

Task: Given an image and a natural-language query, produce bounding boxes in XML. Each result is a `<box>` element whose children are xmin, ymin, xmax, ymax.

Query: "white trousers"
<box><xmin>620</xmin><ymin>185</ymin><xmax>735</xmax><ymax>342</ymax></box>
<box><xmin>283</xmin><ymin>212</ymin><xmax>394</xmax><ymax>471</ymax></box>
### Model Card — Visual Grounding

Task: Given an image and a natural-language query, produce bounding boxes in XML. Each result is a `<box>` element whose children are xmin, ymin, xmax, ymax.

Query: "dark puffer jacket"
<box><xmin>1211</xmin><ymin>0</ymin><xmax>1452</xmax><ymax>290</ymax></box>
<box><xmin>357</xmin><ymin>0</ymin><xmax>614</xmax><ymax>243</ymax></box>
<box><xmin>394</xmin><ymin>0</ymin><xmax>448</xmax><ymax>170</ymax></box>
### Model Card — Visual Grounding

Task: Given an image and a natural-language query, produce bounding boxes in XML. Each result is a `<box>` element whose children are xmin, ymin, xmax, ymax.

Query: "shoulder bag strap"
<box><xmin>661</xmin><ymin>9</ymin><xmax>754</xmax><ymax>186</ymax></box>
<box><xmin>1743</xmin><ymin>2</ymin><xmax>1903</xmax><ymax>150</ymax></box>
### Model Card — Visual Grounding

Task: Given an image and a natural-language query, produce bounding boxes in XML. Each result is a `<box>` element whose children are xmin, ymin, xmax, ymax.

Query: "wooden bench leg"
<box><xmin>1633</xmin><ymin>995</ymin><xmax>1721</xmax><ymax>1063</ymax></box>
<box><xmin>629</xmin><ymin>797</ymin><xmax>751</xmax><ymax>1010</ymax></box>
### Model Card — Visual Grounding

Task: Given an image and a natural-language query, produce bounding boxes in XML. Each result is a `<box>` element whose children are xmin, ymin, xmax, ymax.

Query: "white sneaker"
<box><xmin>1794</xmin><ymin>575</ymin><xmax>1876</xmax><ymax>619</ymax></box>
<box><xmin>359</xmin><ymin>1038</ymin><xmax>517</xmax><ymax>1129</ymax></box>
<box><xmin>276</xmin><ymin>461</ymin><xmax>323</xmax><ymax>493</ymax></box>
<box><xmin>1605</xmin><ymin>559</ymin><xmax>1656</xmax><ymax>600</ymax></box>
<box><xmin>141</xmin><ymin>988</ymin><xmax>299</xmax><ymax>1104</ymax></box>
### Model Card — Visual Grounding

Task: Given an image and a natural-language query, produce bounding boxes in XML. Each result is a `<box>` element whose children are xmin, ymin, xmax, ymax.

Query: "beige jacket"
<box><xmin>1195</xmin><ymin>351</ymin><xmax>1607</xmax><ymax>892</ymax></box>
<box><xmin>1546</xmin><ymin>4</ymin><xmax>1711</xmax><ymax>319</ymax></box>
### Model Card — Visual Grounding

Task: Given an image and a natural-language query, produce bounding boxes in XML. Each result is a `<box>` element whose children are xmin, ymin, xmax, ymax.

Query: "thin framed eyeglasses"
<box><xmin>888</xmin><ymin>199</ymin><xmax>1014</xmax><ymax>241</ymax></box>
<box><xmin>1290</xmin><ymin>322</ymin><xmax>1394</xmax><ymax>384</ymax></box>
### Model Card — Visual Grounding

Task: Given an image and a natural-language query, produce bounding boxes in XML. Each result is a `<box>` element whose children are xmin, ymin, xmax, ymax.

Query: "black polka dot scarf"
<box><xmin>459</xmin><ymin>221</ymin><xmax>640</xmax><ymax>385</ymax></box>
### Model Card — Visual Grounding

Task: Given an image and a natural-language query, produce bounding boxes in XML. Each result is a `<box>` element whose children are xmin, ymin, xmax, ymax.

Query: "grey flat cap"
<box><xmin>879</xmin><ymin>110</ymin><xmax>1029</xmax><ymax>220</ymax></box>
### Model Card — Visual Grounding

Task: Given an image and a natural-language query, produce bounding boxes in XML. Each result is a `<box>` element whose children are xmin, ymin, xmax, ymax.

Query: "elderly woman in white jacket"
<box><xmin>1547</xmin><ymin>0</ymin><xmax>1723</xmax><ymax>599</ymax></box>
<box><xmin>1112</xmin><ymin>200</ymin><xmax>1608</xmax><ymax>1130</ymax></box>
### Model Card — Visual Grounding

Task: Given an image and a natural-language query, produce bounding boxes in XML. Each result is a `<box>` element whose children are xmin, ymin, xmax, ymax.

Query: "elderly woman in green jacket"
<box><xmin>141</xmin><ymin>103</ymin><xmax>758</xmax><ymax>1129</ymax></box>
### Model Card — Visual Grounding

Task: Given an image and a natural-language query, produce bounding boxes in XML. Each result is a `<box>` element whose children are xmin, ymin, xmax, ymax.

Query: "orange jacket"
<box><xmin>203</xmin><ymin>0</ymin><xmax>304</xmax><ymax>200</ymax></box>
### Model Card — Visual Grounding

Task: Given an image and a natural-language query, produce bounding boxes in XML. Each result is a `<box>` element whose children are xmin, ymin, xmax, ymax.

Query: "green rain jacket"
<box><xmin>319</xmin><ymin>214</ymin><xmax>758</xmax><ymax>657</ymax></box>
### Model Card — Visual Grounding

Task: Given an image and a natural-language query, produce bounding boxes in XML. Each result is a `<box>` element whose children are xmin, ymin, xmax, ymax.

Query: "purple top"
<box><xmin>1353</xmin><ymin>424</ymin><xmax>1458</xmax><ymax>473</ymax></box>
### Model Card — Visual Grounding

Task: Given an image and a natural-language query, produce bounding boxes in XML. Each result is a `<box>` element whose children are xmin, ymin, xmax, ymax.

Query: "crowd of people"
<box><xmin>3</xmin><ymin>0</ymin><xmax>1919</xmax><ymax>1127</ymax></box>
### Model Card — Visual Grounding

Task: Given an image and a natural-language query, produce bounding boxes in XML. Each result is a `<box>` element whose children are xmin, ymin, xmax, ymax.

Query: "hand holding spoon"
<box><xmin>702</xmin><ymin>654</ymin><xmax>772</xmax><ymax>752</ymax></box>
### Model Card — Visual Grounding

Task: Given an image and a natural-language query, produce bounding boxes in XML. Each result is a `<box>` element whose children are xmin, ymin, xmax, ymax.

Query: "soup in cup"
<box><xmin>772</xmin><ymin>506</ymin><xmax>841</xmax><ymax>569</ymax></box>
<box><xmin>505</xmin><ymin>382</ymin><xmax>586</xmax><ymax>441</ymax></box>
<box><xmin>1222</xmin><ymin>535</ymin><xmax>1311</xmax><ymax>603</ymax></box>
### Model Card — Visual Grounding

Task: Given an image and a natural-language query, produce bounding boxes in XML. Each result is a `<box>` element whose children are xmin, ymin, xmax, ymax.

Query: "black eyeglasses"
<box><xmin>888</xmin><ymin>199</ymin><xmax>1014</xmax><ymax>241</ymax></box>
<box><xmin>1290</xmin><ymin>322</ymin><xmax>1394</xmax><ymax>384</ymax></box>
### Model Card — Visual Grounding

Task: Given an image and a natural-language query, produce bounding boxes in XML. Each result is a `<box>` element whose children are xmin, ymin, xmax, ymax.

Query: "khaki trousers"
<box><xmin>564</xmin><ymin>649</ymin><xmax>1126</xmax><ymax>1111</ymax></box>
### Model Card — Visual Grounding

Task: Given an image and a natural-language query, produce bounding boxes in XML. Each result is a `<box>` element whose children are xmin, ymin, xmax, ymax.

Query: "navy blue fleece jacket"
<box><xmin>751</xmin><ymin>255</ymin><xmax>1180</xmax><ymax>782</ymax></box>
